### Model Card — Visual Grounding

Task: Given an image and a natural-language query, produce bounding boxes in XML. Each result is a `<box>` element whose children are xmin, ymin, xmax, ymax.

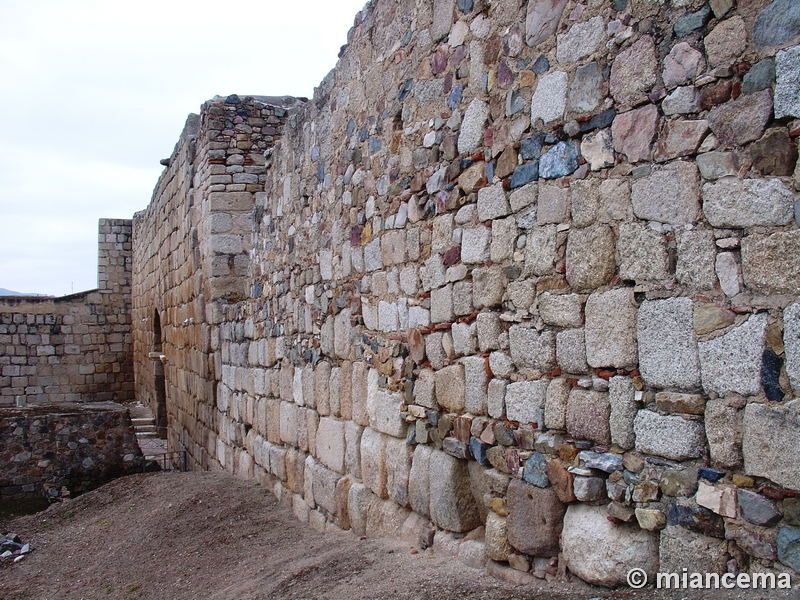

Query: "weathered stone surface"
<box><xmin>537</xmin><ymin>183</ymin><xmax>569</xmax><ymax>225</ymax></box>
<box><xmin>505</xmin><ymin>379</ymin><xmax>548</xmax><ymax>426</ymax></box>
<box><xmin>702</xmin><ymin>178</ymin><xmax>795</xmax><ymax>228</ymax></box>
<box><xmin>409</xmin><ymin>444</ymin><xmax>432</xmax><ymax>517</ymax></box>
<box><xmin>556</xmin><ymin>328</ymin><xmax>589</xmax><ymax>374</ymax></box>
<box><xmin>539</xmin><ymin>140</ymin><xmax>580</xmax><ymax>179</ymax></box>
<box><xmin>429</xmin><ymin>450</ymin><xmax>481</xmax><ymax>532</ymax></box>
<box><xmin>539</xmin><ymin>293</ymin><xmax>582</xmax><ymax>328</ymax></box>
<box><xmin>634</xmin><ymin>410</ymin><xmax>705</xmax><ymax>461</ymax></box>
<box><xmin>610</xmin><ymin>36</ymin><xmax>657</xmax><ymax>106</ymax></box>
<box><xmin>506</xmin><ymin>480</ymin><xmax>565</xmax><ymax>557</ymax></box>
<box><xmin>698</xmin><ymin>313</ymin><xmax>767</xmax><ymax>397</ymax></box>
<box><xmin>574</xmin><ymin>476</ymin><xmax>605</xmax><ymax>503</ymax></box>
<box><xmin>580</xmin><ymin>129</ymin><xmax>615</xmax><ymax>171</ymax></box>
<box><xmin>530</xmin><ymin>71</ymin><xmax>568</xmax><ymax>125</ymax></box>
<box><xmin>522</xmin><ymin>452</ymin><xmax>550</xmax><ymax>488</ymax></box>
<box><xmin>472</xmin><ymin>266</ymin><xmax>504</xmax><ymax>309</ymax></box>
<box><xmin>490</xmin><ymin>216</ymin><xmax>517</xmax><ymax>262</ymax></box>
<box><xmin>477</xmin><ymin>184</ymin><xmax>510</xmax><ymax>222</ymax></box>
<box><xmin>696</xmin><ymin>481</ymin><xmax>737</xmax><ymax>518</ymax></box>
<box><xmin>704</xmin><ymin>16</ymin><xmax>746</xmax><ymax>68</ymax></box>
<box><xmin>707</xmin><ymin>89</ymin><xmax>773</xmax><ymax>146</ymax></box>
<box><xmin>565</xmin><ymin>225</ymin><xmax>616</xmax><ymax>290</ymax></box>
<box><xmin>631</xmin><ymin>161</ymin><xmax>700</xmax><ymax>225</ymax></box>
<box><xmin>778</xmin><ymin>527</ymin><xmax>800</xmax><ymax>572</ymax></box>
<box><xmin>458</xmin><ymin>99</ymin><xmax>490</xmax><ymax>155</ymax></box>
<box><xmin>654</xmin><ymin>119</ymin><xmax>709</xmax><ymax>162</ymax></box>
<box><xmin>435</xmin><ymin>364</ymin><xmax>466</xmax><ymax>412</ymax></box>
<box><xmin>674</xmin><ymin>5</ymin><xmax>712</xmax><ymax>38</ymax></box>
<box><xmin>715</xmin><ymin>252</ymin><xmax>740</xmax><ymax>297</ymax></box>
<box><xmin>676</xmin><ymin>229</ymin><xmax>717</xmax><ymax>291</ymax></box>
<box><xmin>335</xmin><ymin>309</ymin><xmax>354</xmax><ymax>360</ymax></box>
<box><xmin>742</xmin><ymin>231</ymin><xmax>800</xmax><ymax>295</ymax></box>
<box><xmin>754</xmin><ymin>0</ymin><xmax>800</xmax><ymax>47</ymax></box>
<box><xmin>659</xmin><ymin>525</ymin><xmax>727</xmax><ymax>574</ymax></box>
<box><xmin>612</xmin><ymin>104</ymin><xmax>659</xmax><ymax>164</ymax></box>
<box><xmin>485</xmin><ymin>511</ymin><xmax>512</xmax><ymax>561</ymax></box>
<box><xmin>525</xmin><ymin>224</ymin><xmax>558</xmax><ymax>276</ymax></box>
<box><xmin>743</xmin><ymin>59</ymin><xmax>776</xmax><ymax>95</ymax></box>
<box><xmin>585</xmin><ymin>288</ymin><xmax>638</xmax><ymax>370</ymax></box>
<box><xmin>316</xmin><ymin>417</ymin><xmax>345</xmax><ymax>474</ymax></box>
<box><xmin>617</xmin><ymin>222</ymin><xmax>668</xmax><ymax>283</ymax></box>
<box><xmin>637</xmin><ymin>298</ymin><xmax>700</xmax><ymax>390</ymax></box>
<box><xmin>696</xmin><ymin>151</ymin><xmax>739</xmax><ymax>180</ymax></box>
<box><xmin>385</xmin><ymin>436</ymin><xmax>412</xmax><ymax>507</ymax></box>
<box><xmin>785</xmin><ymin>303</ymin><xmax>800</xmax><ymax>391</ymax></box>
<box><xmin>705</xmin><ymin>399</ymin><xmax>743</xmax><ymax>468</ymax></box>
<box><xmin>526</xmin><ymin>0</ymin><xmax>568</xmax><ymax>48</ymax></box>
<box><xmin>461</xmin><ymin>226</ymin><xmax>490</xmax><ymax>264</ymax></box>
<box><xmin>662</xmin><ymin>86</ymin><xmax>701</xmax><ymax>115</ymax></box>
<box><xmin>607</xmin><ymin>381</ymin><xmax>636</xmax><ymax>457</ymax></box>
<box><xmin>557</xmin><ymin>16</ymin><xmax>605</xmax><ymax>64</ymax></box>
<box><xmin>663</xmin><ymin>42</ymin><xmax>705</xmax><ymax>88</ymax></box>
<box><xmin>463</xmin><ymin>355</ymin><xmax>488</xmax><ymax>415</ymax></box>
<box><xmin>566</xmin><ymin>389</ymin><xmax>610</xmax><ymax>445</ymax></box>
<box><xmin>568</xmin><ymin>61</ymin><xmax>603</xmax><ymax>115</ymax></box>
<box><xmin>562</xmin><ymin>504</ymin><xmax>658</xmax><ymax>588</ymax></box>
<box><xmin>509</xmin><ymin>326</ymin><xmax>556</xmax><ymax>372</ymax></box>
<box><xmin>544</xmin><ymin>377</ymin><xmax>569</xmax><ymax>430</ymax></box>
<box><xmin>743</xmin><ymin>400</ymin><xmax>800</xmax><ymax>492</ymax></box>
<box><xmin>361</xmin><ymin>427</ymin><xmax>388</xmax><ymax>498</ymax></box>
<box><xmin>775</xmin><ymin>46</ymin><xmax>800</xmax><ymax>119</ymax></box>
<box><xmin>738</xmin><ymin>489</ymin><xmax>783</xmax><ymax>527</ymax></box>
<box><xmin>369</xmin><ymin>389</ymin><xmax>407</xmax><ymax>438</ymax></box>
<box><xmin>750</xmin><ymin>128</ymin><xmax>798</xmax><ymax>176</ymax></box>
<box><xmin>431</xmin><ymin>0</ymin><xmax>455</xmax><ymax>42</ymax></box>
<box><xmin>725</xmin><ymin>520</ymin><xmax>778</xmax><ymax>561</ymax></box>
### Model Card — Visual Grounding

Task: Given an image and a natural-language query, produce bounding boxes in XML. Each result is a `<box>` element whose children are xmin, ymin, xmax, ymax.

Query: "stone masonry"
<box><xmin>130</xmin><ymin>0</ymin><xmax>800</xmax><ymax>589</ymax></box>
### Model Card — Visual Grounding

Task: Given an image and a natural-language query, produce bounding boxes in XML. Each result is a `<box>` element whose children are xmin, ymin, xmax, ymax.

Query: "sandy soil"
<box><xmin>0</xmin><ymin>472</ymin><xmax>794</xmax><ymax>600</ymax></box>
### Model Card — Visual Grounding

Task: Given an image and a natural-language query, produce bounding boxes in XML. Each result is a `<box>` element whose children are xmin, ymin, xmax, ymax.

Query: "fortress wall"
<box><xmin>134</xmin><ymin>0</ymin><xmax>800</xmax><ymax>586</ymax></box>
<box><xmin>0</xmin><ymin>219</ymin><xmax>134</xmax><ymax>406</ymax></box>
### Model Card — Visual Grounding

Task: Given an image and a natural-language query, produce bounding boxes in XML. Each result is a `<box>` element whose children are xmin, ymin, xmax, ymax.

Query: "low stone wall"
<box><xmin>0</xmin><ymin>403</ymin><xmax>142</xmax><ymax>502</ymax></box>
<box><xmin>131</xmin><ymin>0</ymin><xmax>800</xmax><ymax>588</ymax></box>
<box><xmin>0</xmin><ymin>219</ymin><xmax>134</xmax><ymax>406</ymax></box>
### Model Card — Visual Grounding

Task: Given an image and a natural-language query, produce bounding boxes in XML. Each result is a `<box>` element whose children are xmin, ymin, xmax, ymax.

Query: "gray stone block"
<box><xmin>545</xmin><ymin>377</ymin><xmax>569</xmax><ymax>430</ymax></box>
<box><xmin>702</xmin><ymin>178</ymin><xmax>795</xmax><ymax>228</ymax></box>
<box><xmin>504</xmin><ymin>379</ymin><xmax>548</xmax><ymax>425</ymax></box>
<box><xmin>562</xmin><ymin>504</ymin><xmax>659</xmax><ymax>587</ymax></box>
<box><xmin>458</xmin><ymin>99</ymin><xmax>489</xmax><ymax>155</ymax></box>
<box><xmin>409</xmin><ymin>444</ymin><xmax>432</xmax><ymax>517</ymax></box>
<box><xmin>539</xmin><ymin>293</ymin><xmax>582</xmax><ymax>328</ymax></box>
<box><xmin>676</xmin><ymin>228</ymin><xmax>718</xmax><ymax>290</ymax></box>
<box><xmin>435</xmin><ymin>364</ymin><xmax>466</xmax><ymax>412</ymax></box>
<box><xmin>637</xmin><ymin>297</ymin><xmax>701</xmax><ymax>390</ymax></box>
<box><xmin>316</xmin><ymin>417</ymin><xmax>345</xmax><ymax>474</ymax></box>
<box><xmin>463</xmin><ymin>355</ymin><xmax>488</xmax><ymax>414</ymax></box>
<box><xmin>566</xmin><ymin>389</ymin><xmax>610</xmax><ymax>444</ymax></box>
<box><xmin>785</xmin><ymin>303</ymin><xmax>800</xmax><ymax>391</ymax></box>
<box><xmin>429</xmin><ymin>450</ymin><xmax>481</xmax><ymax>532</ymax></box>
<box><xmin>566</xmin><ymin>225</ymin><xmax>616</xmax><ymax>290</ymax></box>
<box><xmin>525</xmin><ymin>224</ymin><xmax>558</xmax><ymax>277</ymax></box>
<box><xmin>507</xmin><ymin>479</ymin><xmax>565</xmax><ymax>557</ymax></box>
<box><xmin>477</xmin><ymin>184</ymin><xmax>511</xmax><ymax>222</ymax></box>
<box><xmin>634</xmin><ymin>409</ymin><xmax>705</xmax><ymax>461</ymax></box>
<box><xmin>775</xmin><ymin>45</ymin><xmax>800</xmax><ymax>119</ymax></box>
<box><xmin>631</xmin><ymin>161</ymin><xmax>700</xmax><ymax>225</ymax></box>
<box><xmin>360</xmin><ymin>427</ymin><xmax>388</xmax><ymax>498</ymax></box>
<box><xmin>698</xmin><ymin>313</ymin><xmax>767</xmax><ymax>397</ymax></box>
<box><xmin>585</xmin><ymin>288</ymin><xmax>638</xmax><ymax>369</ymax></box>
<box><xmin>618</xmin><ymin>222</ymin><xmax>668</xmax><ymax>283</ymax></box>
<box><xmin>509</xmin><ymin>325</ymin><xmax>556</xmax><ymax>371</ymax></box>
<box><xmin>473</xmin><ymin>266</ymin><xmax>504</xmax><ymax>309</ymax></box>
<box><xmin>556</xmin><ymin>328</ymin><xmax>589</xmax><ymax>374</ymax></box>
<box><xmin>461</xmin><ymin>226</ymin><xmax>490</xmax><ymax>264</ymax></box>
<box><xmin>742</xmin><ymin>230</ymin><xmax>800</xmax><ymax>295</ymax></box>
<box><xmin>743</xmin><ymin>400</ymin><xmax>800</xmax><ymax>492</ymax></box>
<box><xmin>609</xmin><ymin>376</ymin><xmax>637</xmax><ymax>450</ymax></box>
<box><xmin>659</xmin><ymin>525</ymin><xmax>727</xmax><ymax>574</ymax></box>
<box><xmin>530</xmin><ymin>71</ymin><xmax>568</xmax><ymax>124</ymax></box>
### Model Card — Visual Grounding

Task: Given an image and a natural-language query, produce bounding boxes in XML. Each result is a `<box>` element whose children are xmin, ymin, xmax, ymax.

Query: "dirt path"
<box><xmin>0</xmin><ymin>472</ymin><xmax>793</xmax><ymax>600</ymax></box>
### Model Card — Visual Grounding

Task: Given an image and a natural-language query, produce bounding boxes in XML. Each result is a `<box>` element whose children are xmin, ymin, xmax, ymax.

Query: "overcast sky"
<box><xmin>0</xmin><ymin>0</ymin><xmax>367</xmax><ymax>296</ymax></box>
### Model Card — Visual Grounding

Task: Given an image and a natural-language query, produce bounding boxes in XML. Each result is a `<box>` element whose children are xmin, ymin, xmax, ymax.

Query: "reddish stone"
<box><xmin>507</xmin><ymin>480</ymin><xmax>566</xmax><ymax>556</ymax></box>
<box><xmin>443</xmin><ymin>246</ymin><xmax>461</xmax><ymax>266</ymax></box>
<box><xmin>559</xmin><ymin>444</ymin><xmax>579</xmax><ymax>462</ymax></box>
<box><xmin>546</xmin><ymin>459</ymin><xmax>577</xmax><ymax>503</ymax></box>
<box><xmin>699</xmin><ymin>80</ymin><xmax>732</xmax><ymax>111</ymax></box>
<box><xmin>750</xmin><ymin>128</ymin><xmax>798</xmax><ymax>176</ymax></box>
<box><xmin>498</xmin><ymin>58</ymin><xmax>514</xmax><ymax>89</ymax></box>
<box><xmin>611</xmin><ymin>104</ymin><xmax>659</xmax><ymax>164</ymax></box>
<box><xmin>350</xmin><ymin>226</ymin><xmax>363</xmax><ymax>246</ymax></box>
<box><xmin>654</xmin><ymin>119</ymin><xmax>710</xmax><ymax>162</ymax></box>
<box><xmin>451</xmin><ymin>45</ymin><xmax>467</xmax><ymax>67</ymax></box>
<box><xmin>495</xmin><ymin>144</ymin><xmax>519</xmax><ymax>179</ymax></box>
<box><xmin>431</xmin><ymin>47</ymin><xmax>449</xmax><ymax>75</ymax></box>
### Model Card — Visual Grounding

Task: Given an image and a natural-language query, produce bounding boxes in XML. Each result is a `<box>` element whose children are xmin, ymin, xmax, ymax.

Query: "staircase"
<box><xmin>129</xmin><ymin>403</ymin><xmax>168</xmax><ymax>462</ymax></box>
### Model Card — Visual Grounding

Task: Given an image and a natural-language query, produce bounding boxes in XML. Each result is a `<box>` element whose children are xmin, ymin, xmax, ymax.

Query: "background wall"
<box><xmin>0</xmin><ymin>219</ymin><xmax>134</xmax><ymax>406</ymax></box>
<box><xmin>132</xmin><ymin>0</ymin><xmax>800</xmax><ymax>587</ymax></box>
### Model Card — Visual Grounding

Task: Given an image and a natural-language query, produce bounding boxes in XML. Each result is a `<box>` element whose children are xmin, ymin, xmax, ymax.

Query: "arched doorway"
<box><xmin>152</xmin><ymin>309</ymin><xmax>168</xmax><ymax>439</ymax></box>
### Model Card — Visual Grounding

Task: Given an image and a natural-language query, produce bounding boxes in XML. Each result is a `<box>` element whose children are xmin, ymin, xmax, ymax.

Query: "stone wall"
<box><xmin>132</xmin><ymin>0</ymin><xmax>800</xmax><ymax>587</ymax></box>
<box><xmin>0</xmin><ymin>219</ymin><xmax>134</xmax><ymax>406</ymax></box>
<box><xmin>0</xmin><ymin>402</ymin><xmax>142</xmax><ymax>502</ymax></box>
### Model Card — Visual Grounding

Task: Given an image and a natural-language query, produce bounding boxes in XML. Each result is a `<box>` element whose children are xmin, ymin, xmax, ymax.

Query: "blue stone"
<box><xmin>311</xmin><ymin>146</ymin><xmax>320</xmax><ymax>162</ymax></box>
<box><xmin>795</xmin><ymin>200</ymin><xmax>800</xmax><ymax>227</ymax></box>
<box><xmin>469</xmin><ymin>437</ymin><xmax>490</xmax><ymax>466</ymax></box>
<box><xmin>369</xmin><ymin>137</ymin><xmax>382</xmax><ymax>154</ymax></box>
<box><xmin>448</xmin><ymin>84</ymin><xmax>463</xmax><ymax>110</ymax></box>
<box><xmin>778</xmin><ymin>527</ymin><xmax>800</xmax><ymax>572</ymax></box>
<box><xmin>316</xmin><ymin>164</ymin><xmax>325</xmax><ymax>182</ymax></box>
<box><xmin>522</xmin><ymin>452</ymin><xmax>550</xmax><ymax>488</ymax></box>
<box><xmin>698</xmin><ymin>467</ymin><xmax>725</xmax><ymax>482</ymax></box>
<box><xmin>667</xmin><ymin>503</ymin><xmax>725</xmax><ymax>538</ymax></box>
<box><xmin>539</xmin><ymin>141</ymin><xmax>580</xmax><ymax>179</ymax></box>
<box><xmin>457</xmin><ymin>0</ymin><xmax>474</xmax><ymax>13</ymax></box>
<box><xmin>510</xmin><ymin>162</ymin><xmax>539</xmax><ymax>188</ymax></box>
<box><xmin>347</xmin><ymin>119</ymin><xmax>356</xmax><ymax>137</ymax></box>
<box><xmin>401</xmin><ymin>30</ymin><xmax>412</xmax><ymax>47</ymax></box>
<box><xmin>580</xmin><ymin>109</ymin><xmax>616</xmax><ymax>133</ymax></box>
<box><xmin>532</xmin><ymin>54</ymin><xmax>550</xmax><ymax>75</ymax></box>
<box><xmin>754</xmin><ymin>0</ymin><xmax>800</xmax><ymax>48</ymax></box>
<box><xmin>674</xmin><ymin>5</ymin><xmax>711</xmax><ymax>38</ymax></box>
<box><xmin>762</xmin><ymin>348</ymin><xmax>785</xmax><ymax>402</ymax></box>
<box><xmin>613</xmin><ymin>0</ymin><xmax>627</xmax><ymax>10</ymax></box>
<box><xmin>398</xmin><ymin>78</ymin><xmax>413</xmax><ymax>102</ymax></box>
<box><xmin>358</xmin><ymin>125</ymin><xmax>369</xmax><ymax>142</ymax></box>
<box><xmin>484</xmin><ymin>162</ymin><xmax>495</xmax><ymax>182</ymax></box>
<box><xmin>579</xmin><ymin>450</ymin><xmax>623</xmax><ymax>473</ymax></box>
<box><xmin>520</xmin><ymin>131</ymin><xmax>545</xmax><ymax>160</ymax></box>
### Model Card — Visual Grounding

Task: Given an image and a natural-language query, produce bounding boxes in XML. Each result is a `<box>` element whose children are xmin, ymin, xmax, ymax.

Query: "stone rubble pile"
<box><xmin>0</xmin><ymin>533</ymin><xmax>31</xmax><ymax>564</ymax></box>
<box><xmin>133</xmin><ymin>0</ymin><xmax>800</xmax><ymax>588</ymax></box>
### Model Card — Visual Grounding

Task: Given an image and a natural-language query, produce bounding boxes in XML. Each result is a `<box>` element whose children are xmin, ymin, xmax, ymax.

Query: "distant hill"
<box><xmin>0</xmin><ymin>288</ymin><xmax>47</xmax><ymax>297</ymax></box>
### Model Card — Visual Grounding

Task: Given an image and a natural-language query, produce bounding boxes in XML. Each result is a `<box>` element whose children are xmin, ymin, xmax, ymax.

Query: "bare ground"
<box><xmin>0</xmin><ymin>472</ymin><xmax>795</xmax><ymax>600</ymax></box>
